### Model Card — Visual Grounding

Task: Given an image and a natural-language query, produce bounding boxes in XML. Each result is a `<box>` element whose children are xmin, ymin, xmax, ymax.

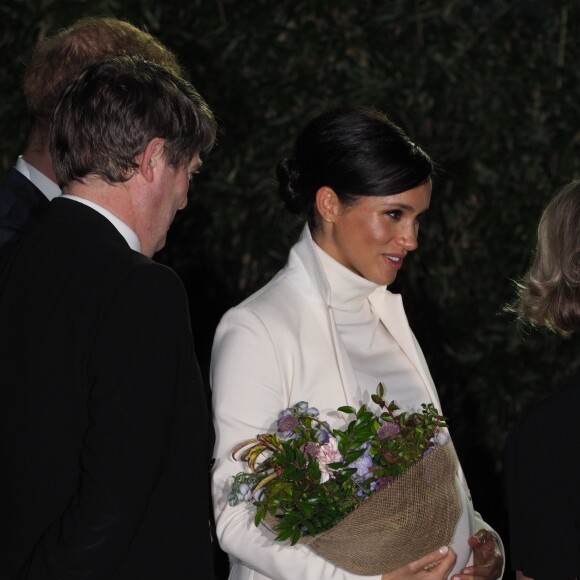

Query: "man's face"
<box><xmin>141</xmin><ymin>151</ymin><xmax>202</xmax><ymax>257</ymax></box>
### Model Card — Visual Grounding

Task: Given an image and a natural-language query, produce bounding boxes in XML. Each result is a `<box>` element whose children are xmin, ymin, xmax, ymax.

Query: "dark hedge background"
<box><xmin>2</xmin><ymin>1</ymin><xmax>580</xmax><ymax>578</ymax></box>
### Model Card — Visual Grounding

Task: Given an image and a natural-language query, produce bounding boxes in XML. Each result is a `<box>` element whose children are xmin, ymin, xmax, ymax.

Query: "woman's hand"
<box><xmin>451</xmin><ymin>529</ymin><xmax>503</xmax><ymax>579</ymax></box>
<box><xmin>381</xmin><ymin>546</ymin><xmax>457</xmax><ymax>579</ymax></box>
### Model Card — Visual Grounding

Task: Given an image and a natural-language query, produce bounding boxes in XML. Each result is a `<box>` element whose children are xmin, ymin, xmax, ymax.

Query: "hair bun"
<box><xmin>276</xmin><ymin>157</ymin><xmax>304</xmax><ymax>214</ymax></box>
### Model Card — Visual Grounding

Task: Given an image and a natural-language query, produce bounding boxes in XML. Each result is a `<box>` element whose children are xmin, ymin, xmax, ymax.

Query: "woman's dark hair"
<box><xmin>511</xmin><ymin>180</ymin><xmax>580</xmax><ymax>335</ymax></box>
<box><xmin>276</xmin><ymin>106</ymin><xmax>433</xmax><ymax>228</ymax></box>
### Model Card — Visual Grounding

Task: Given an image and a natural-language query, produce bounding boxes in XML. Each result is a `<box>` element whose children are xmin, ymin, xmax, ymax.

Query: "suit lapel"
<box><xmin>368</xmin><ymin>289</ymin><xmax>442</xmax><ymax>409</ymax></box>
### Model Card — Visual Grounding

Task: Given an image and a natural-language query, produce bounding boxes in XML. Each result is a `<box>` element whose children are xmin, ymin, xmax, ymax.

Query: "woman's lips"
<box><xmin>384</xmin><ymin>254</ymin><xmax>404</xmax><ymax>270</ymax></box>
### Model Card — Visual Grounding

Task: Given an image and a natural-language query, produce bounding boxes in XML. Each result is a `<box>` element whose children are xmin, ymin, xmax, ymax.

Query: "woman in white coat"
<box><xmin>211</xmin><ymin>106</ymin><xmax>504</xmax><ymax>580</ymax></box>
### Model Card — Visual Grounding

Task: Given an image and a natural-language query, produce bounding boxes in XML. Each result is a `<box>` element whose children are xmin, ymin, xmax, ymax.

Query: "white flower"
<box><xmin>317</xmin><ymin>437</ymin><xmax>343</xmax><ymax>483</ymax></box>
<box><xmin>432</xmin><ymin>430</ymin><xmax>449</xmax><ymax>446</ymax></box>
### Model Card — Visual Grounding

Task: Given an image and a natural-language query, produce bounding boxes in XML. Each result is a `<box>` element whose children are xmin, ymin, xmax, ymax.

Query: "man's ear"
<box><xmin>315</xmin><ymin>186</ymin><xmax>340</xmax><ymax>222</ymax></box>
<box><xmin>137</xmin><ymin>137</ymin><xmax>165</xmax><ymax>183</ymax></box>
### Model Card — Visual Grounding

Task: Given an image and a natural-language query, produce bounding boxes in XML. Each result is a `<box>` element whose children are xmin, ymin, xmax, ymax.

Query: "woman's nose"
<box><xmin>397</xmin><ymin>226</ymin><xmax>418</xmax><ymax>251</ymax></box>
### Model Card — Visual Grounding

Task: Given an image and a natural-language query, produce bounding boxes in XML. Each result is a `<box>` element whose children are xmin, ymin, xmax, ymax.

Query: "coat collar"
<box><xmin>285</xmin><ymin>224</ymin><xmax>441</xmax><ymax>408</ymax></box>
<box><xmin>46</xmin><ymin>197</ymin><xmax>130</xmax><ymax>250</ymax></box>
<box><xmin>286</xmin><ymin>225</ymin><xmax>331</xmax><ymax>304</ymax></box>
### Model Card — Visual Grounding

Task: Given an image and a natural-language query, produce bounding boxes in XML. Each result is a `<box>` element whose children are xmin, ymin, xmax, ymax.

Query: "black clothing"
<box><xmin>506</xmin><ymin>372</ymin><xmax>580</xmax><ymax>580</ymax></box>
<box><xmin>0</xmin><ymin>167</ymin><xmax>48</xmax><ymax>249</ymax></box>
<box><xmin>0</xmin><ymin>198</ymin><xmax>214</xmax><ymax>579</ymax></box>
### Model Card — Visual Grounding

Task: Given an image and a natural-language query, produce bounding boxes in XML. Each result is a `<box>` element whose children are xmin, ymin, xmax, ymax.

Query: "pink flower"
<box><xmin>317</xmin><ymin>437</ymin><xmax>343</xmax><ymax>483</ymax></box>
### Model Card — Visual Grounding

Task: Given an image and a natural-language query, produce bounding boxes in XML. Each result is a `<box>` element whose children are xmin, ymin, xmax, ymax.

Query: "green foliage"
<box><xmin>228</xmin><ymin>385</ymin><xmax>447</xmax><ymax>544</ymax></box>
<box><xmin>2</xmin><ymin>0</ymin><xmax>580</xmax><ymax>503</ymax></box>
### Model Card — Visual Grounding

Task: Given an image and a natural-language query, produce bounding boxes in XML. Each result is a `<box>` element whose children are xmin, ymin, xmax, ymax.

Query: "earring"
<box><xmin>324</xmin><ymin>217</ymin><xmax>333</xmax><ymax>223</ymax></box>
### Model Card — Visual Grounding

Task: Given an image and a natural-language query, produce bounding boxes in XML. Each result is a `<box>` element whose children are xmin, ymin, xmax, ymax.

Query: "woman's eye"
<box><xmin>386</xmin><ymin>210</ymin><xmax>402</xmax><ymax>220</ymax></box>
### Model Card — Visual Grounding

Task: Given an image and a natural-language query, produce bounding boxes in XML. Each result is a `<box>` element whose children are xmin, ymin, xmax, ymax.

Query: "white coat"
<box><xmin>211</xmin><ymin>225</ymin><xmax>503</xmax><ymax>580</ymax></box>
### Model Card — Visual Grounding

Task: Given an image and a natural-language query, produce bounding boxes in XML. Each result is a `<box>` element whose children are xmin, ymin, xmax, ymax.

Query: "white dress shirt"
<box><xmin>15</xmin><ymin>156</ymin><xmax>60</xmax><ymax>201</ymax></box>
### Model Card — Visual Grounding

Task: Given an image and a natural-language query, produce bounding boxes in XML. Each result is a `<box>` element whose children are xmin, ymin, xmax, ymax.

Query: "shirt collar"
<box><xmin>15</xmin><ymin>156</ymin><xmax>61</xmax><ymax>201</ymax></box>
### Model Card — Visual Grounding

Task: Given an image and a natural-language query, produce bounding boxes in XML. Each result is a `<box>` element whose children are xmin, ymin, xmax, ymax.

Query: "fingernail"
<box><xmin>439</xmin><ymin>546</ymin><xmax>448</xmax><ymax>555</ymax></box>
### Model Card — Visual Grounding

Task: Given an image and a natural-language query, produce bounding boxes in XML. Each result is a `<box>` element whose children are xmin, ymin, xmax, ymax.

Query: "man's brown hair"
<box><xmin>24</xmin><ymin>17</ymin><xmax>182</xmax><ymax>145</ymax></box>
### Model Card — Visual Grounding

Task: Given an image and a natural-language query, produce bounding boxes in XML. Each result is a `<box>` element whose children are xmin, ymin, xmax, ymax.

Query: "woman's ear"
<box><xmin>136</xmin><ymin>137</ymin><xmax>165</xmax><ymax>183</ymax></box>
<box><xmin>315</xmin><ymin>186</ymin><xmax>340</xmax><ymax>223</ymax></box>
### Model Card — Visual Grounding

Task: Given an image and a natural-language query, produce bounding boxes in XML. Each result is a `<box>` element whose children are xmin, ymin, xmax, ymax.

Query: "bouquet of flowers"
<box><xmin>228</xmin><ymin>383</ymin><xmax>461</xmax><ymax>575</ymax></box>
<box><xmin>228</xmin><ymin>383</ymin><xmax>460</xmax><ymax>574</ymax></box>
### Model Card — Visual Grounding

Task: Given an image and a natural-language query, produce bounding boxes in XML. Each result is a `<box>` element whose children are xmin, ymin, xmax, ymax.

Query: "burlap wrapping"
<box><xmin>265</xmin><ymin>442</ymin><xmax>461</xmax><ymax>575</ymax></box>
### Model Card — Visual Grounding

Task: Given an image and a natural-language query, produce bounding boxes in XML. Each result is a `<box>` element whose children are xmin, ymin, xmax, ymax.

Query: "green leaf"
<box><xmin>376</xmin><ymin>382</ymin><xmax>385</xmax><ymax>398</ymax></box>
<box><xmin>355</xmin><ymin>405</ymin><xmax>368</xmax><ymax>419</ymax></box>
<box><xmin>290</xmin><ymin>526</ymin><xmax>302</xmax><ymax>545</ymax></box>
<box><xmin>254</xmin><ymin>506</ymin><xmax>265</xmax><ymax>526</ymax></box>
<box><xmin>275</xmin><ymin>526</ymin><xmax>294</xmax><ymax>542</ymax></box>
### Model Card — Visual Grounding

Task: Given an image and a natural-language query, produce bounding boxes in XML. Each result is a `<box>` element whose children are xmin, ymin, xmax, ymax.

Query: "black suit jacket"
<box><xmin>0</xmin><ymin>167</ymin><xmax>49</xmax><ymax>249</ymax></box>
<box><xmin>0</xmin><ymin>198</ymin><xmax>215</xmax><ymax>579</ymax></box>
<box><xmin>505</xmin><ymin>371</ymin><xmax>580</xmax><ymax>580</ymax></box>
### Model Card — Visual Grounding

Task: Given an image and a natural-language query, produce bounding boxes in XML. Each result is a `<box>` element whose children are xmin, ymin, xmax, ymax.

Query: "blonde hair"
<box><xmin>514</xmin><ymin>181</ymin><xmax>580</xmax><ymax>335</ymax></box>
<box><xmin>24</xmin><ymin>17</ymin><xmax>182</xmax><ymax>143</ymax></box>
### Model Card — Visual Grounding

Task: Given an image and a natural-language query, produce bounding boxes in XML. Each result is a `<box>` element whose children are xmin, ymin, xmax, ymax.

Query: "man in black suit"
<box><xmin>0</xmin><ymin>55</ymin><xmax>217</xmax><ymax>579</ymax></box>
<box><xmin>0</xmin><ymin>17</ymin><xmax>183</xmax><ymax>249</ymax></box>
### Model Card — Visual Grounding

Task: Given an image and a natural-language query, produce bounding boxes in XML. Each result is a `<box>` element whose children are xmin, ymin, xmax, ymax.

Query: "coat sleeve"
<box><xmin>210</xmin><ymin>305</ymin><xmax>383</xmax><ymax>580</ymax></box>
<box><xmin>19</xmin><ymin>264</ymin><xmax>212</xmax><ymax>578</ymax></box>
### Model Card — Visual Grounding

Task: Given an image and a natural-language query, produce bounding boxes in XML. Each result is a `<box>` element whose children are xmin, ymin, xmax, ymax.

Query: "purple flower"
<box><xmin>315</xmin><ymin>426</ymin><xmax>331</xmax><ymax>444</ymax></box>
<box><xmin>303</xmin><ymin>442</ymin><xmax>320</xmax><ymax>459</ymax></box>
<box><xmin>277</xmin><ymin>408</ymin><xmax>294</xmax><ymax>421</ymax></box>
<box><xmin>348</xmin><ymin>442</ymin><xmax>374</xmax><ymax>482</ymax></box>
<box><xmin>277</xmin><ymin>410</ymin><xmax>300</xmax><ymax>439</ymax></box>
<box><xmin>377</xmin><ymin>420</ymin><xmax>401</xmax><ymax>440</ymax></box>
